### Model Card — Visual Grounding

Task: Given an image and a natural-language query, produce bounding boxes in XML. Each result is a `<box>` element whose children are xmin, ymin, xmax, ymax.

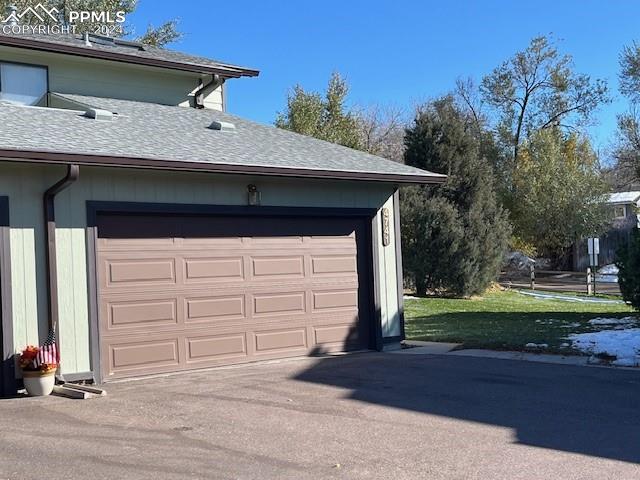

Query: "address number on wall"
<box><xmin>381</xmin><ymin>208</ymin><xmax>391</xmax><ymax>246</ymax></box>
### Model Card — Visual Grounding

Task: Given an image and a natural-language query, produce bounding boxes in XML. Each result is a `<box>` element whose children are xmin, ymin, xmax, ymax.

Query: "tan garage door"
<box><xmin>96</xmin><ymin>214</ymin><xmax>371</xmax><ymax>380</ymax></box>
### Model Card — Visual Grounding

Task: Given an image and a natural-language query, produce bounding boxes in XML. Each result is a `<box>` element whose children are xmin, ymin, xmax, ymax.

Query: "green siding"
<box><xmin>0</xmin><ymin>46</ymin><xmax>223</xmax><ymax>110</ymax></box>
<box><xmin>0</xmin><ymin>162</ymin><xmax>400</xmax><ymax>375</ymax></box>
<box><xmin>379</xmin><ymin>195</ymin><xmax>400</xmax><ymax>338</ymax></box>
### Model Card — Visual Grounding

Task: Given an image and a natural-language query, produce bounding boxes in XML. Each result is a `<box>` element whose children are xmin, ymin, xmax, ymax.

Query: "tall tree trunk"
<box><xmin>415</xmin><ymin>276</ymin><xmax>427</xmax><ymax>297</ymax></box>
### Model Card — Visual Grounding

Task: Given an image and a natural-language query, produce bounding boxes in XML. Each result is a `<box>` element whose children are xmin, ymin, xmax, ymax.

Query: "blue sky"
<box><xmin>129</xmin><ymin>0</ymin><xmax>640</xmax><ymax>158</ymax></box>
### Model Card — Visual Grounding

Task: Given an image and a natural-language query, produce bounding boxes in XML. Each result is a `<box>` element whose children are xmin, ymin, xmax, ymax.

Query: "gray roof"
<box><xmin>0</xmin><ymin>94</ymin><xmax>444</xmax><ymax>184</ymax></box>
<box><xmin>0</xmin><ymin>32</ymin><xmax>259</xmax><ymax>77</ymax></box>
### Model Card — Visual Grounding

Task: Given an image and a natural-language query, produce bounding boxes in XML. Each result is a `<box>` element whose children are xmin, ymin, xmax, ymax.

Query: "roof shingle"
<box><xmin>0</xmin><ymin>94</ymin><xmax>444</xmax><ymax>184</ymax></box>
<box><xmin>0</xmin><ymin>32</ymin><xmax>259</xmax><ymax>77</ymax></box>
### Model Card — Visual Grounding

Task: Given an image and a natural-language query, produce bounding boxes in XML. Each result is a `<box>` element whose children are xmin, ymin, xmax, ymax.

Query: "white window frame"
<box><xmin>613</xmin><ymin>204</ymin><xmax>627</xmax><ymax>219</ymax></box>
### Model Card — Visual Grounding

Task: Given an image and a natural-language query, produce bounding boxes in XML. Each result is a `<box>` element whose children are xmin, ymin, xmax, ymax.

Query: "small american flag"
<box><xmin>33</xmin><ymin>328</ymin><xmax>59</xmax><ymax>368</ymax></box>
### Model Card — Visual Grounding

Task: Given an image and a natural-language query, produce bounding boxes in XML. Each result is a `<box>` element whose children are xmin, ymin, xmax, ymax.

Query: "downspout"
<box><xmin>193</xmin><ymin>74</ymin><xmax>223</xmax><ymax>109</ymax></box>
<box><xmin>44</xmin><ymin>165</ymin><xmax>79</xmax><ymax>336</ymax></box>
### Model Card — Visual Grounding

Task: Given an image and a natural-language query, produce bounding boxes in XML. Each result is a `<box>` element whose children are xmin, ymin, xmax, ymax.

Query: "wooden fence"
<box><xmin>500</xmin><ymin>268</ymin><xmax>621</xmax><ymax>295</ymax></box>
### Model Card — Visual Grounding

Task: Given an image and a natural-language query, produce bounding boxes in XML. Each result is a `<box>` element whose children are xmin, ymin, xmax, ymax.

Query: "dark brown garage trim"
<box><xmin>86</xmin><ymin>201</ymin><xmax>383</xmax><ymax>382</ymax></box>
<box><xmin>0</xmin><ymin>150</ymin><xmax>446</xmax><ymax>185</ymax></box>
<box><xmin>0</xmin><ymin>196</ymin><xmax>16</xmax><ymax>396</ymax></box>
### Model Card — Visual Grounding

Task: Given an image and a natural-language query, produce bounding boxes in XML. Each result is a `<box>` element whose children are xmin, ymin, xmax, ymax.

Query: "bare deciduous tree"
<box><xmin>358</xmin><ymin>105</ymin><xmax>406</xmax><ymax>161</ymax></box>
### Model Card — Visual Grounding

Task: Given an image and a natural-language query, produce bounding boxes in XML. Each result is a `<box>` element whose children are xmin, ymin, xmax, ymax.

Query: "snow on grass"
<box><xmin>525</xmin><ymin>343</ymin><xmax>549</xmax><ymax>349</ymax></box>
<box><xmin>560</xmin><ymin>322</ymin><xmax>582</xmax><ymax>328</ymax></box>
<box><xmin>587</xmin><ymin>316</ymin><xmax>637</xmax><ymax>326</ymax></box>
<box><xmin>567</xmin><ymin>329</ymin><xmax>640</xmax><ymax>366</ymax></box>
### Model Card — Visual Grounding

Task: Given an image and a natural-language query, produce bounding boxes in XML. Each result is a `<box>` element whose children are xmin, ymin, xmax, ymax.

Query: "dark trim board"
<box><xmin>0</xmin><ymin>196</ymin><xmax>16</xmax><ymax>396</ymax></box>
<box><xmin>0</xmin><ymin>150</ymin><xmax>446</xmax><ymax>185</ymax></box>
<box><xmin>86</xmin><ymin>201</ymin><xmax>379</xmax><ymax>226</ymax></box>
<box><xmin>0</xmin><ymin>196</ymin><xmax>8</xmax><ymax>225</ymax></box>
<box><xmin>86</xmin><ymin>201</ymin><xmax>384</xmax><ymax>382</ymax></box>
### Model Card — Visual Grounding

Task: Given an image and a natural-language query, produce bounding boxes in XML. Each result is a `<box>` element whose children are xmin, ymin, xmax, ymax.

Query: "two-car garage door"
<box><xmin>96</xmin><ymin>213</ymin><xmax>372</xmax><ymax>380</ymax></box>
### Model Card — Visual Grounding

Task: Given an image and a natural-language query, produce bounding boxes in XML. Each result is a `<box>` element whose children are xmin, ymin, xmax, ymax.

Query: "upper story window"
<box><xmin>0</xmin><ymin>62</ymin><xmax>48</xmax><ymax>106</ymax></box>
<box><xmin>613</xmin><ymin>204</ymin><xmax>627</xmax><ymax>219</ymax></box>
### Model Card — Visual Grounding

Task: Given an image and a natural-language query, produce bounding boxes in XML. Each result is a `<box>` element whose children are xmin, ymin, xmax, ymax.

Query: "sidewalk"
<box><xmin>392</xmin><ymin>340</ymin><xmax>638</xmax><ymax>369</ymax></box>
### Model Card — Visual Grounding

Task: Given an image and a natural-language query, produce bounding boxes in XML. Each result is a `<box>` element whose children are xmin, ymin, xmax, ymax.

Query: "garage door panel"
<box><xmin>98</xmin><ymin>237</ymin><xmax>176</xmax><ymax>249</ymax></box>
<box><xmin>312</xmin><ymin>290</ymin><xmax>358</xmax><ymax>311</ymax></box>
<box><xmin>110</xmin><ymin>338</ymin><xmax>180</xmax><ymax>371</ymax></box>
<box><xmin>253</xmin><ymin>292</ymin><xmax>306</xmax><ymax>316</ymax></box>
<box><xmin>97</xmin><ymin>213</ymin><xmax>371</xmax><ymax>380</ymax></box>
<box><xmin>181</xmin><ymin>237</ymin><xmax>244</xmax><ymax>247</ymax></box>
<box><xmin>101</xmin><ymin>280</ymin><xmax>356</xmax><ymax>299</ymax></box>
<box><xmin>186</xmin><ymin>333</ymin><xmax>247</xmax><ymax>362</ymax></box>
<box><xmin>184</xmin><ymin>257</ymin><xmax>244</xmax><ymax>281</ymax></box>
<box><xmin>251</xmin><ymin>256</ymin><xmax>304</xmax><ymax>278</ymax></box>
<box><xmin>104</xmin><ymin>258</ymin><xmax>176</xmax><ymax>287</ymax></box>
<box><xmin>313</xmin><ymin>324</ymin><xmax>361</xmax><ymax>345</ymax></box>
<box><xmin>106</xmin><ymin>298</ymin><xmax>178</xmax><ymax>330</ymax></box>
<box><xmin>250</xmin><ymin>236</ymin><xmax>304</xmax><ymax>245</ymax></box>
<box><xmin>311</xmin><ymin>256</ymin><xmax>358</xmax><ymax>275</ymax></box>
<box><xmin>254</xmin><ymin>328</ymin><xmax>307</xmax><ymax>353</ymax></box>
<box><xmin>185</xmin><ymin>295</ymin><xmax>245</xmax><ymax>322</ymax></box>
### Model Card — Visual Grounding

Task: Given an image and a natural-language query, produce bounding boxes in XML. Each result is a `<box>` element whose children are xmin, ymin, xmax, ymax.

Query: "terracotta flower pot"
<box><xmin>22</xmin><ymin>369</ymin><xmax>56</xmax><ymax>396</ymax></box>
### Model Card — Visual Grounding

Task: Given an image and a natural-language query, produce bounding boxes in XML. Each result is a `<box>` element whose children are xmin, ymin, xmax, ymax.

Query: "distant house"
<box><xmin>608</xmin><ymin>191</ymin><xmax>640</xmax><ymax>229</ymax></box>
<box><xmin>574</xmin><ymin>191</ymin><xmax>640</xmax><ymax>271</ymax></box>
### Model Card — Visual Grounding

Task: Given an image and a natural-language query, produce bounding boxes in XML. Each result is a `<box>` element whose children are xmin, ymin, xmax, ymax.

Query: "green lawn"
<box><xmin>404</xmin><ymin>289</ymin><xmax>636</xmax><ymax>354</ymax></box>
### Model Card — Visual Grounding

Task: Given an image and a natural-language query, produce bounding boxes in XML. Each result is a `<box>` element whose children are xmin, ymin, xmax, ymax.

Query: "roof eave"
<box><xmin>0</xmin><ymin>149</ymin><xmax>445</xmax><ymax>185</ymax></box>
<box><xmin>0</xmin><ymin>35</ymin><xmax>260</xmax><ymax>78</ymax></box>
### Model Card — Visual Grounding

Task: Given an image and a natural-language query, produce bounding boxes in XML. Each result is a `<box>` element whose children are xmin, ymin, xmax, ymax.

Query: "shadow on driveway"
<box><xmin>294</xmin><ymin>353</ymin><xmax>640</xmax><ymax>463</ymax></box>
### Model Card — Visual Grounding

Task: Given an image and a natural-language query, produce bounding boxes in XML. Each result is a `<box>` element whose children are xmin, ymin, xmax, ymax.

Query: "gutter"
<box><xmin>44</xmin><ymin>165</ymin><xmax>79</xmax><ymax>335</ymax></box>
<box><xmin>0</xmin><ymin>150</ymin><xmax>446</xmax><ymax>185</ymax></box>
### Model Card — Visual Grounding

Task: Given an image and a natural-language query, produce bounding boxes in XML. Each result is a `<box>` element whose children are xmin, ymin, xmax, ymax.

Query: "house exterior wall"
<box><xmin>610</xmin><ymin>202</ymin><xmax>639</xmax><ymax>230</ymax></box>
<box><xmin>0</xmin><ymin>46</ymin><xmax>224</xmax><ymax>110</ymax></box>
<box><xmin>574</xmin><ymin>202</ymin><xmax>639</xmax><ymax>271</ymax></box>
<box><xmin>0</xmin><ymin>162</ymin><xmax>400</xmax><ymax>376</ymax></box>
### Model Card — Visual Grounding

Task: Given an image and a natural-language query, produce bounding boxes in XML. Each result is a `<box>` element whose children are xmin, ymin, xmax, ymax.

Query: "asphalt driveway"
<box><xmin>1</xmin><ymin>353</ymin><xmax>639</xmax><ymax>479</ymax></box>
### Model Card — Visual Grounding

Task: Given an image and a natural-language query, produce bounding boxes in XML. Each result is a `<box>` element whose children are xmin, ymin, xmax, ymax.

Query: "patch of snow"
<box><xmin>598</xmin><ymin>264</ymin><xmax>619</xmax><ymax>275</ymax></box>
<box><xmin>560</xmin><ymin>322</ymin><xmax>582</xmax><ymax>328</ymax></box>
<box><xmin>560</xmin><ymin>343</ymin><xmax>570</xmax><ymax>348</ymax></box>
<box><xmin>525</xmin><ymin>343</ymin><xmax>549</xmax><ymax>348</ymax></box>
<box><xmin>595</xmin><ymin>274</ymin><xmax>619</xmax><ymax>283</ymax></box>
<box><xmin>608</xmin><ymin>191</ymin><xmax>640</xmax><ymax>204</ymax></box>
<box><xmin>403</xmin><ymin>295</ymin><xmax>420</xmax><ymax>300</ymax></box>
<box><xmin>504</xmin><ymin>251</ymin><xmax>536</xmax><ymax>272</ymax></box>
<box><xmin>517</xmin><ymin>290</ymin><xmax>624</xmax><ymax>304</ymax></box>
<box><xmin>596</xmin><ymin>264</ymin><xmax>619</xmax><ymax>283</ymax></box>
<box><xmin>587</xmin><ymin>317</ymin><xmax>637</xmax><ymax>326</ymax></box>
<box><xmin>567</xmin><ymin>329</ymin><xmax>640</xmax><ymax>367</ymax></box>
